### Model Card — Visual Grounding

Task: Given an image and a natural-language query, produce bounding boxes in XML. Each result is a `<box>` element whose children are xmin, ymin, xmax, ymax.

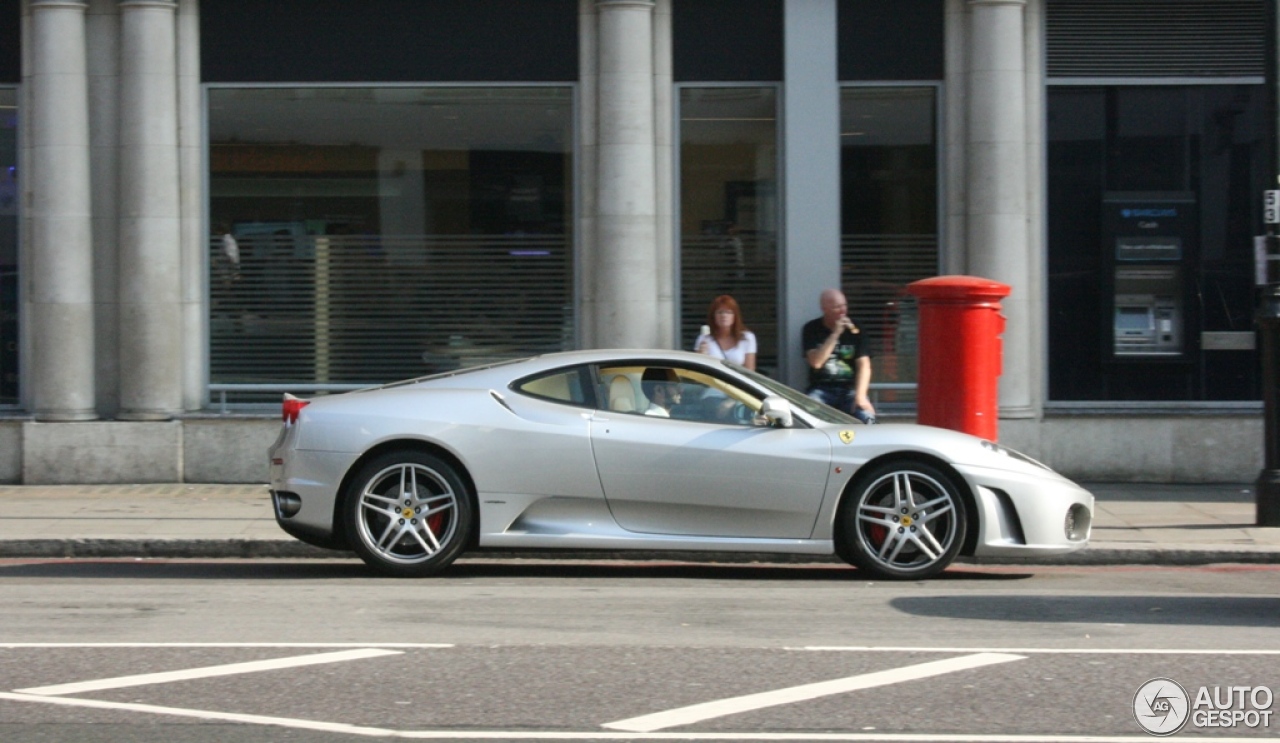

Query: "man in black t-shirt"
<box><xmin>801</xmin><ymin>288</ymin><xmax>875</xmax><ymax>423</ymax></box>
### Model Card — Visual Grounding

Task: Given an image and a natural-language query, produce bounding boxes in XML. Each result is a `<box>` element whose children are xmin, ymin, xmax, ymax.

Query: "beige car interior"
<box><xmin>600</xmin><ymin>366</ymin><xmax>762</xmax><ymax>423</ymax></box>
<box><xmin>606</xmin><ymin>374</ymin><xmax>638</xmax><ymax>412</ymax></box>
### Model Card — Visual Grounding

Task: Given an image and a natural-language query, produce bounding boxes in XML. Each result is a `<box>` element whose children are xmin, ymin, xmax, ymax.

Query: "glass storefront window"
<box><xmin>678</xmin><ymin>86</ymin><xmax>779</xmax><ymax>374</ymax></box>
<box><xmin>1047</xmin><ymin>85</ymin><xmax>1266</xmax><ymax>402</ymax></box>
<box><xmin>839</xmin><ymin>86</ymin><xmax>940</xmax><ymax>406</ymax></box>
<box><xmin>0</xmin><ymin>88</ymin><xmax>16</xmax><ymax>406</ymax></box>
<box><xmin>207</xmin><ymin>86</ymin><xmax>574</xmax><ymax>402</ymax></box>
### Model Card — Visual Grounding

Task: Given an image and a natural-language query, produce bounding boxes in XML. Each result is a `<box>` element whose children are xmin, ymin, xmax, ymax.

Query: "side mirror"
<box><xmin>759</xmin><ymin>396</ymin><xmax>793</xmax><ymax>428</ymax></box>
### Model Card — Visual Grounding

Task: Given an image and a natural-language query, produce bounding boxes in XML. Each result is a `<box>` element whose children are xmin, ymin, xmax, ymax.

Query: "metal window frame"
<box><xmin>672</xmin><ymin>81</ymin><xmax>784</xmax><ymax>371</ymax></box>
<box><xmin>201</xmin><ymin>81</ymin><xmax>579</xmax><ymax>411</ymax></box>
<box><xmin>834</xmin><ymin>80</ymin><xmax>946</xmax><ymax>405</ymax></box>
<box><xmin>1042</xmin><ymin>79</ymin><xmax>1269</xmax><ymax>408</ymax></box>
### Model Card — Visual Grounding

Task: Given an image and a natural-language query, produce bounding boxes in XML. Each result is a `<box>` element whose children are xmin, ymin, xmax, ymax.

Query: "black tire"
<box><xmin>342</xmin><ymin>450</ymin><xmax>473</xmax><ymax>577</ymax></box>
<box><xmin>838</xmin><ymin>460</ymin><xmax>967</xmax><ymax>580</ymax></box>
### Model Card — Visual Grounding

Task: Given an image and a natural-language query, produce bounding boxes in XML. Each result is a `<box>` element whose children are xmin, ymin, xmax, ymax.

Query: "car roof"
<box><xmin>375</xmin><ymin>349</ymin><xmax>731</xmax><ymax>391</ymax></box>
<box><xmin>526</xmin><ymin>348</ymin><xmax>722</xmax><ymax>367</ymax></box>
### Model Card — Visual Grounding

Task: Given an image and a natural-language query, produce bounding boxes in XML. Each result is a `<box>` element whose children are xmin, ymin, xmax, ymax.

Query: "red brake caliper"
<box><xmin>868</xmin><ymin>523</ymin><xmax>888</xmax><ymax>548</ymax></box>
<box><xmin>866</xmin><ymin>496</ymin><xmax>889</xmax><ymax>548</ymax></box>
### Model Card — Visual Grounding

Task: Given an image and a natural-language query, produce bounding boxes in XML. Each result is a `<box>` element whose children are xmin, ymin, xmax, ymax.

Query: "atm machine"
<box><xmin>1102</xmin><ymin>192</ymin><xmax>1194</xmax><ymax>360</ymax></box>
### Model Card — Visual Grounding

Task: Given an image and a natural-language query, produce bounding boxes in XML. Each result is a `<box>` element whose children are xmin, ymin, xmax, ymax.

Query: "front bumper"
<box><xmin>955</xmin><ymin>463</ymin><xmax>1094</xmax><ymax>557</ymax></box>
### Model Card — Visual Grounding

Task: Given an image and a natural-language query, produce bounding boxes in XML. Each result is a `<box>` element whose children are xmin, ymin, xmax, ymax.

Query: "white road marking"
<box><xmin>0</xmin><ymin>692</ymin><xmax>396</xmax><ymax>737</ymax></box>
<box><xmin>0</xmin><ymin>642</ymin><xmax>1266</xmax><ymax>654</ymax></box>
<box><xmin>798</xmin><ymin>646</ymin><xmax>1280</xmax><ymax>655</ymax></box>
<box><xmin>602</xmin><ymin>652</ymin><xmax>1025</xmax><ymax>733</ymax></box>
<box><xmin>0</xmin><ymin>642</ymin><xmax>452</xmax><ymax>649</ymax></box>
<box><xmin>0</xmin><ymin>691</ymin><xmax>1265</xmax><ymax>741</ymax></box>
<box><xmin>14</xmin><ymin>647</ymin><xmax>403</xmax><ymax>696</ymax></box>
<box><xmin>2</xmin><ymin>645</ymin><xmax>1275</xmax><ymax>740</ymax></box>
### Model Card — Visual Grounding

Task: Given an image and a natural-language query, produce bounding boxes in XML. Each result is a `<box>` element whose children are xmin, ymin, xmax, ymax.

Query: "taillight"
<box><xmin>282</xmin><ymin>393</ymin><xmax>310</xmax><ymax>425</ymax></box>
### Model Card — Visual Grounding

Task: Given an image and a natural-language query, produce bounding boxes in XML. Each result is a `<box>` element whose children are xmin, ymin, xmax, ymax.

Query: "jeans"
<box><xmin>807</xmin><ymin>386</ymin><xmax>876</xmax><ymax>424</ymax></box>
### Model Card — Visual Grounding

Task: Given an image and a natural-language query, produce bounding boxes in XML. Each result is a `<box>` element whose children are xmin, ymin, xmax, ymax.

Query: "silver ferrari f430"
<box><xmin>268</xmin><ymin>349</ymin><xmax>1093</xmax><ymax>580</ymax></box>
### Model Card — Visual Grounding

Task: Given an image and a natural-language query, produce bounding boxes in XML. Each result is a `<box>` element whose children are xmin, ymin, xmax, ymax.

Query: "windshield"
<box><xmin>727</xmin><ymin>363</ymin><xmax>860</xmax><ymax>425</ymax></box>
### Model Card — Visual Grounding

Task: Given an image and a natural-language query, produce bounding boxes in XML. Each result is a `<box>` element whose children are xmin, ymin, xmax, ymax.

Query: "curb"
<box><xmin>1014</xmin><ymin>547</ymin><xmax>1280</xmax><ymax>567</ymax></box>
<box><xmin>1</xmin><ymin>540</ymin><xmax>1278</xmax><ymax>566</ymax></box>
<box><xmin>0</xmin><ymin>539</ymin><xmax>334</xmax><ymax>560</ymax></box>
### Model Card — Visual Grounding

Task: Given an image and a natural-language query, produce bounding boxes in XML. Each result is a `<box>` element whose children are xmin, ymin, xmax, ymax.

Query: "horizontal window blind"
<box><xmin>210</xmin><ymin>234</ymin><xmax>572</xmax><ymax>404</ymax></box>
<box><xmin>1047</xmin><ymin>0</ymin><xmax>1267</xmax><ymax>78</ymax></box>
<box><xmin>840</xmin><ymin>234</ymin><xmax>938</xmax><ymax>403</ymax></box>
<box><xmin>680</xmin><ymin>233</ymin><xmax>780</xmax><ymax>375</ymax></box>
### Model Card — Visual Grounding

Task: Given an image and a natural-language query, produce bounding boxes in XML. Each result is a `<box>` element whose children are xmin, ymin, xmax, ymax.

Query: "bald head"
<box><xmin>820</xmin><ymin>289</ymin><xmax>848</xmax><ymax>326</ymax></box>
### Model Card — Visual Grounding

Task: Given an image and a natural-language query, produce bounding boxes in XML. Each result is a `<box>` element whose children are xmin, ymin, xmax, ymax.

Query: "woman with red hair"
<box><xmin>694</xmin><ymin>294</ymin><xmax>757</xmax><ymax>370</ymax></box>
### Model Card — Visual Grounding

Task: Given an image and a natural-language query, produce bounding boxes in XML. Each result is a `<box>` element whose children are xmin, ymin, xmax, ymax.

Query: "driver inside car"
<box><xmin>640</xmin><ymin>368</ymin><xmax>683</xmax><ymax>417</ymax></box>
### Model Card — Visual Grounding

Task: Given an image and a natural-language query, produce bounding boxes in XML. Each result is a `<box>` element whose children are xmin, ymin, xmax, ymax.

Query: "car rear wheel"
<box><xmin>343</xmin><ymin>451</ymin><xmax>473</xmax><ymax>577</ymax></box>
<box><xmin>839</xmin><ymin>460</ymin><xmax>966</xmax><ymax>580</ymax></box>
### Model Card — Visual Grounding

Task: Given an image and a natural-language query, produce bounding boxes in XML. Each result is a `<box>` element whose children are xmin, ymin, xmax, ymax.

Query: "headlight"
<box><xmin>979</xmin><ymin>439</ymin><xmax>1054</xmax><ymax>471</ymax></box>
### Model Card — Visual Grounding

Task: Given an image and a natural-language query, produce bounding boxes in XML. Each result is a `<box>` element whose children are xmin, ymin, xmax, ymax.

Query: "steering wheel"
<box><xmin>731</xmin><ymin>402</ymin><xmax>757</xmax><ymax>425</ymax></box>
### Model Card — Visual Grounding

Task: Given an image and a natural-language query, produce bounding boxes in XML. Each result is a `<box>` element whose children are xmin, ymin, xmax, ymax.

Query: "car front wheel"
<box><xmin>839</xmin><ymin>460</ymin><xmax>966</xmax><ymax>580</ymax></box>
<box><xmin>343</xmin><ymin>451</ymin><xmax>473</xmax><ymax>577</ymax></box>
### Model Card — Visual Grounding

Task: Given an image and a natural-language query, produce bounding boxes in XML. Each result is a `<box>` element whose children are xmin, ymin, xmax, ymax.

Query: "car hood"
<box><xmin>815</xmin><ymin>421</ymin><xmax>1066</xmax><ymax>480</ymax></box>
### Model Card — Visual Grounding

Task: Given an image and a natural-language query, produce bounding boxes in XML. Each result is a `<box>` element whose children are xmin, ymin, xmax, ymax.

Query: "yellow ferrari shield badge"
<box><xmin>838</xmin><ymin>430</ymin><xmax>855</xmax><ymax>444</ymax></box>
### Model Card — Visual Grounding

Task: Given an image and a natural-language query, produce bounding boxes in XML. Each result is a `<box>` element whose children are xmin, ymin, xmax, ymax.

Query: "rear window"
<box><xmin>513</xmin><ymin>367</ymin><xmax>590</xmax><ymax>405</ymax></box>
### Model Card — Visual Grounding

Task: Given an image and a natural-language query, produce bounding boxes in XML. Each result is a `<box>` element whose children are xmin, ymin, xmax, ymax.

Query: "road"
<box><xmin>0</xmin><ymin>557</ymin><xmax>1277</xmax><ymax>741</ymax></box>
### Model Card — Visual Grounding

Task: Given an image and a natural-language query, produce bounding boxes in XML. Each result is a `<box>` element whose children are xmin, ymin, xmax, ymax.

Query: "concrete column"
<box><xmin>943</xmin><ymin>0</ymin><xmax>968</xmax><ymax>274</ymax></box>
<box><xmin>576</xmin><ymin>0</ymin><xmax>598</xmax><ymax>347</ymax></box>
<box><xmin>25</xmin><ymin>0</ymin><xmax>97</xmax><ymax>421</ymax></box>
<box><xmin>177</xmin><ymin>0</ymin><xmax>204</xmax><ymax>410</ymax></box>
<box><xmin>590</xmin><ymin>0</ymin><xmax>659</xmax><ymax>349</ymax></box>
<box><xmin>1022</xmin><ymin>0</ymin><xmax>1045</xmax><ymax>415</ymax></box>
<box><xmin>117</xmin><ymin>0</ymin><xmax>181</xmax><ymax>419</ymax></box>
<box><xmin>652</xmin><ymin>0</ymin><xmax>674</xmax><ymax>347</ymax></box>
<box><xmin>966</xmin><ymin>0</ymin><xmax>1034</xmax><ymax>418</ymax></box>
<box><xmin>87</xmin><ymin>0</ymin><xmax>119</xmax><ymax>417</ymax></box>
<box><xmin>781</xmin><ymin>0</ymin><xmax>840</xmax><ymax>389</ymax></box>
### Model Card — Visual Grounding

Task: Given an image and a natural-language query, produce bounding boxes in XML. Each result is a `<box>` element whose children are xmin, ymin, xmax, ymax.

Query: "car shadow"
<box><xmin>0</xmin><ymin>557</ymin><xmax>1033</xmax><ymax>582</ymax></box>
<box><xmin>890</xmin><ymin>594</ymin><xmax>1280</xmax><ymax>628</ymax></box>
<box><xmin>441</xmin><ymin>560</ymin><xmax>1031</xmax><ymax>581</ymax></box>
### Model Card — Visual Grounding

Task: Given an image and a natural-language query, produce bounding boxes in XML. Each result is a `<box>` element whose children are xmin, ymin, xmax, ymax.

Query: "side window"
<box><xmin>670</xmin><ymin>368</ymin><xmax>762</xmax><ymax>425</ymax></box>
<box><xmin>513</xmin><ymin>367</ymin><xmax>589</xmax><ymax>406</ymax></box>
<box><xmin>598</xmin><ymin>364</ymin><xmax>763</xmax><ymax>425</ymax></box>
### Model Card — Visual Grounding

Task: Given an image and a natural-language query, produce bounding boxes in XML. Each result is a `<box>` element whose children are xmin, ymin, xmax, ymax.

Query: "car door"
<box><xmin>588</xmin><ymin>364</ymin><xmax>832</xmax><ymax>539</ymax></box>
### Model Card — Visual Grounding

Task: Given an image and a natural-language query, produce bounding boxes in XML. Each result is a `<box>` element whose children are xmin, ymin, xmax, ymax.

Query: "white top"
<box><xmin>694</xmin><ymin>330</ymin><xmax>758</xmax><ymax>366</ymax></box>
<box><xmin>644</xmin><ymin>402</ymin><xmax>670</xmax><ymax>417</ymax></box>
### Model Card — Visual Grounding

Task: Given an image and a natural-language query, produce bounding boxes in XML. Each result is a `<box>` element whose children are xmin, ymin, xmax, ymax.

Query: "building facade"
<box><xmin>0</xmin><ymin>0</ymin><xmax>1271</xmax><ymax>483</ymax></box>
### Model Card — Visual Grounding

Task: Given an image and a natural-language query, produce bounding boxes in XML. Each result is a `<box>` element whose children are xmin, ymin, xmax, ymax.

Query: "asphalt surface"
<box><xmin>0</xmin><ymin>482</ymin><xmax>1276</xmax><ymax>565</ymax></box>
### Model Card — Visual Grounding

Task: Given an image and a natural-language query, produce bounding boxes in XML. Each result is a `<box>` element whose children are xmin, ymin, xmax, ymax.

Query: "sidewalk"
<box><xmin>0</xmin><ymin>482</ymin><xmax>1276</xmax><ymax>565</ymax></box>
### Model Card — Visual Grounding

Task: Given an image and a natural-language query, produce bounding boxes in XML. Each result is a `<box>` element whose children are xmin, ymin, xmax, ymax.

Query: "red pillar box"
<box><xmin>905</xmin><ymin>276</ymin><xmax>1011</xmax><ymax>441</ymax></box>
